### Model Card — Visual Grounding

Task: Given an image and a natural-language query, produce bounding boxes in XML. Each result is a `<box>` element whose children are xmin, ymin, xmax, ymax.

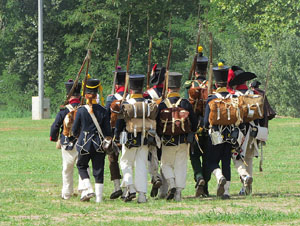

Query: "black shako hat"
<box><xmin>250</xmin><ymin>80</ymin><xmax>261</xmax><ymax>89</ymax></box>
<box><xmin>213</xmin><ymin>62</ymin><xmax>230</xmax><ymax>83</ymax></box>
<box><xmin>65</xmin><ymin>79</ymin><xmax>82</xmax><ymax>96</ymax></box>
<box><xmin>85</xmin><ymin>78</ymin><xmax>100</xmax><ymax>94</ymax></box>
<box><xmin>129</xmin><ymin>74</ymin><xmax>145</xmax><ymax>91</ymax></box>
<box><xmin>150</xmin><ymin>64</ymin><xmax>166</xmax><ymax>86</ymax></box>
<box><xmin>112</xmin><ymin>70</ymin><xmax>126</xmax><ymax>85</ymax></box>
<box><xmin>228</xmin><ymin>66</ymin><xmax>257</xmax><ymax>87</ymax></box>
<box><xmin>195</xmin><ymin>46</ymin><xmax>208</xmax><ymax>73</ymax></box>
<box><xmin>168</xmin><ymin>72</ymin><xmax>183</xmax><ymax>88</ymax></box>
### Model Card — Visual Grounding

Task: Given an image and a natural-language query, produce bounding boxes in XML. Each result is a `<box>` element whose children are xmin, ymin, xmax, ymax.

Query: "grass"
<box><xmin>0</xmin><ymin>117</ymin><xmax>300</xmax><ymax>225</ymax></box>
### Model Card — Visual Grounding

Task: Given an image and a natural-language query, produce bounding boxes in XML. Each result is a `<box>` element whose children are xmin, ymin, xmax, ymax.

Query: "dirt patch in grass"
<box><xmin>0</xmin><ymin>127</ymin><xmax>48</xmax><ymax>132</ymax></box>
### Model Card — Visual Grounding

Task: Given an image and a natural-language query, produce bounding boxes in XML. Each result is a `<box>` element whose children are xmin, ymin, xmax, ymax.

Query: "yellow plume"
<box><xmin>198</xmin><ymin>46</ymin><xmax>203</xmax><ymax>53</ymax></box>
<box><xmin>99</xmin><ymin>82</ymin><xmax>105</xmax><ymax>106</ymax></box>
<box><xmin>218</xmin><ymin>62</ymin><xmax>224</xmax><ymax>68</ymax></box>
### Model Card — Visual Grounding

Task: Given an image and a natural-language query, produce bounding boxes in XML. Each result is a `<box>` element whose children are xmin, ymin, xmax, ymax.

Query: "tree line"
<box><xmin>0</xmin><ymin>0</ymin><xmax>300</xmax><ymax>117</ymax></box>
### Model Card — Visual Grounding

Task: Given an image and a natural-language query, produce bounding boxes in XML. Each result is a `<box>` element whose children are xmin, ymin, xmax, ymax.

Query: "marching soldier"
<box><xmin>143</xmin><ymin>65</ymin><xmax>166</xmax><ymax>198</ymax></box>
<box><xmin>105</xmin><ymin>68</ymin><xmax>126</xmax><ymax>199</ymax></box>
<box><xmin>157</xmin><ymin>72</ymin><xmax>197</xmax><ymax>201</ymax></box>
<box><xmin>115</xmin><ymin>74</ymin><xmax>155</xmax><ymax>203</ymax></box>
<box><xmin>204</xmin><ymin>62</ymin><xmax>236</xmax><ymax>199</ymax></box>
<box><xmin>50</xmin><ymin>79</ymin><xmax>83</xmax><ymax>200</ymax></box>
<box><xmin>185</xmin><ymin>46</ymin><xmax>210</xmax><ymax>197</ymax></box>
<box><xmin>227</xmin><ymin>66</ymin><xmax>257</xmax><ymax>195</ymax></box>
<box><xmin>72</xmin><ymin>78</ymin><xmax>112</xmax><ymax>202</ymax></box>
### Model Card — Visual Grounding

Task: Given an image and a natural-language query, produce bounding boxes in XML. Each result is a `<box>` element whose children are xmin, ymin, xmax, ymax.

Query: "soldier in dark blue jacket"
<box><xmin>50</xmin><ymin>80</ymin><xmax>82</xmax><ymax>200</ymax></box>
<box><xmin>203</xmin><ymin>62</ymin><xmax>235</xmax><ymax>199</ymax></box>
<box><xmin>184</xmin><ymin>46</ymin><xmax>210</xmax><ymax>197</ymax></box>
<box><xmin>104</xmin><ymin>69</ymin><xmax>126</xmax><ymax>199</ymax></box>
<box><xmin>157</xmin><ymin>72</ymin><xmax>198</xmax><ymax>201</ymax></box>
<box><xmin>72</xmin><ymin>78</ymin><xmax>112</xmax><ymax>203</ymax></box>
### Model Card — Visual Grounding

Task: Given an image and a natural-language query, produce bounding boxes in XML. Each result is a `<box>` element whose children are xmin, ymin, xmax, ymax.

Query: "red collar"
<box><xmin>69</xmin><ymin>98</ymin><xmax>80</xmax><ymax>104</ymax></box>
<box><xmin>116</xmin><ymin>86</ymin><xmax>125</xmax><ymax>93</ymax></box>
<box><xmin>236</xmin><ymin>84</ymin><xmax>248</xmax><ymax>90</ymax></box>
<box><xmin>153</xmin><ymin>84</ymin><xmax>164</xmax><ymax>89</ymax></box>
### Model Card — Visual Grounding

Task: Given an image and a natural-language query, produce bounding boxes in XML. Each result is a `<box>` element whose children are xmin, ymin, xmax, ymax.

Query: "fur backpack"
<box><xmin>239</xmin><ymin>94</ymin><xmax>264</xmax><ymax>123</ymax></box>
<box><xmin>188</xmin><ymin>80</ymin><xmax>208</xmax><ymax>116</ymax></box>
<box><xmin>208</xmin><ymin>94</ymin><xmax>244</xmax><ymax>126</ymax></box>
<box><xmin>62</xmin><ymin>104</ymin><xmax>78</xmax><ymax>137</ymax></box>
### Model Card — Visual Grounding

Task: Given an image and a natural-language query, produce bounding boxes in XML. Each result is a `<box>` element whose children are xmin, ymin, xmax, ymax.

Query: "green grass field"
<box><xmin>0</xmin><ymin>118</ymin><xmax>300</xmax><ymax>226</ymax></box>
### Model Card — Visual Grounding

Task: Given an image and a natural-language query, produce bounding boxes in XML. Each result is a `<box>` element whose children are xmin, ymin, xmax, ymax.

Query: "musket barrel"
<box><xmin>146</xmin><ymin>36</ymin><xmax>153</xmax><ymax>90</ymax></box>
<box><xmin>208</xmin><ymin>33</ymin><xmax>213</xmax><ymax>95</ymax></box>
<box><xmin>111</xmin><ymin>38</ymin><xmax>121</xmax><ymax>94</ymax></box>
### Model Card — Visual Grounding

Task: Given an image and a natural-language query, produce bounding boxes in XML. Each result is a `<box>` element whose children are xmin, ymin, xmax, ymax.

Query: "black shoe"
<box><xmin>166</xmin><ymin>188</ymin><xmax>176</xmax><ymax>200</ymax></box>
<box><xmin>195</xmin><ymin>178</ymin><xmax>205</xmax><ymax>197</ymax></box>
<box><xmin>150</xmin><ymin>180</ymin><xmax>162</xmax><ymax>197</ymax></box>
<box><xmin>110</xmin><ymin>189</ymin><xmax>123</xmax><ymax>199</ymax></box>
<box><xmin>124</xmin><ymin>192</ymin><xmax>136</xmax><ymax>202</ymax></box>
<box><xmin>80</xmin><ymin>192</ymin><xmax>95</xmax><ymax>202</ymax></box>
<box><xmin>217</xmin><ymin>177</ymin><xmax>226</xmax><ymax>197</ymax></box>
<box><xmin>222</xmin><ymin>194</ymin><xmax>230</xmax><ymax>200</ymax></box>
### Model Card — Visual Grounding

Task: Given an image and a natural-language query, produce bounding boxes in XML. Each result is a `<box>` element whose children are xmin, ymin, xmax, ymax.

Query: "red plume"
<box><xmin>227</xmin><ymin>69</ymin><xmax>235</xmax><ymax>94</ymax></box>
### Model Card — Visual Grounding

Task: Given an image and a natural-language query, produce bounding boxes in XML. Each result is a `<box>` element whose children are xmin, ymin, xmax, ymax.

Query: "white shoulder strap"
<box><xmin>114</xmin><ymin>93</ymin><xmax>123</xmax><ymax>100</ymax></box>
<box><xmin>65</xmin><ymin>104</ymin><xmax>74</xmax><ymax>112</ymax></box>
<box><xmin>127</xmin><ymin>98</ymin><xmax>137</xmax><ymax>105</ymax></box>
<box><xmin>84</xmin><ymin>105</ymin><xmax>104</xmax><ymax>138</ymax></box>
<box><xmin>147</xmin><ymin>88</ymin><xmax>160</xmax><ymax>100</ymax></box>
<box><xmin>164</xmin><ymin>98</ymin><xmax>182</xmax><ymax>108</ymax></box>
<box><xmin>215</xmin><ymin>93</ymin><xmax>223</xmax><ymax>99</ymax></box>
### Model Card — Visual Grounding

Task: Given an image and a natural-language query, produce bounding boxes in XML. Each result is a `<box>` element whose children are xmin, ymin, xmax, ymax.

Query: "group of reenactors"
<box><xmin>50</xmin><ymin>45</ymin><xmax>276</xmax><ymax>203</ymax></box>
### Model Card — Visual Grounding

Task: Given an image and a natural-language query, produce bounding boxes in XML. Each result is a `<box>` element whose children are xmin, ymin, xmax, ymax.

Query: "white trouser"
<box><xmin>234</xmin><ymin>139</ymin><xmax>255</xmax><ymax>178</ymax></box>
<box><xmin>120</xmin><ymin>144</ymin><xmax>148</xmax><ymax>193</ymax></box>
<box><xmin>61</xmin><ymin>146</ymin><xmax>78</xmax><ymax>196</ymax></box>
<box><xmin>148</xmin><ymin>146</ymin><xmax>161</xmax><ymax>181</ymax></box>
<box><xmin>161</xmin><ymin>143</ymin><xmax>189</xmax><ymax>189</ymax></box>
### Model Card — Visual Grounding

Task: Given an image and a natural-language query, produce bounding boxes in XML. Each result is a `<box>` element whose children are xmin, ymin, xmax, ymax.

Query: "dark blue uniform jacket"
<box><xmin>50</xmin><ymin>103</ymin><xmax>79</xmax><ymax>150</ymax></box>
<box><xmin>72</xmin><ymin>104</ymin><xmax>112</xmax><ymax>154</ymax></box>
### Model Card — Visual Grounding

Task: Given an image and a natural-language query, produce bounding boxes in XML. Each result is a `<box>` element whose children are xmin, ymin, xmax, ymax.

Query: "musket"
<box><xmin>259</xmin><ymin>58</ymin><xmax>272</xmax><ymax>172</ymax></box>
<box><xmin>188</xmin><ymin>23</ymin><xmax>202</xmax><ymax>81</ymax></box>
<box><xmin>207</xmin><ymin>33</ymin><xmax>213</xmax><ymax>95</ymax></box>
<box><xmin>122</xmin><ymin>41</ymin><xmax>132</xmax><ymax>101</ymax></box>
<box><xmin>111</xmin><ymin>38</ymin><xmax>121</xmax><ymax>94</ymax></box>
<box><xmin>126</xmin><ymin>13</ymin><xmax>131</xmax><ymax>44</ymax></box>
<box><xmin>63</xmin><ymin>28</ymin><xmax>97</xmax><ymax>105</ymax></box>
<box><xmin>80</xmin><ymin>49</ymin><xmax>92</xmax><ymax>105</ymax></box>
<box><xmin>146</xmin><ymin>36</ymin><xmax>153</xmax><ymax>90</ymax></box>
<box><xmin>162</xmin><ymin>38</ymin><xmax>173</xmax><ymax>100</ymax></box>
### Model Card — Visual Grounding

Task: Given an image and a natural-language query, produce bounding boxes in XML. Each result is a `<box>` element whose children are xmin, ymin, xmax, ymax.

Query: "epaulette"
<box><xmin>184</xmin><ymin>80</ymin><xmax>193</xmax><ymax>89</ymax></box>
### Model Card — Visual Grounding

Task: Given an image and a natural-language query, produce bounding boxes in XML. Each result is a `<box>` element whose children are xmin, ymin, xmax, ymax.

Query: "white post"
<box><xmin>38</xmin><ymin>0</ymin><xmax>44</xmax><ymax>119</ymax></box>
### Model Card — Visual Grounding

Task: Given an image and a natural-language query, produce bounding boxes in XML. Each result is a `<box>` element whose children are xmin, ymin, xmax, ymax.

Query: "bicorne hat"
<box><xmin>150</xmin><ymin>64</ymin><xmax>166</xmax><ymax>86</ymax></box>
<box><xmin>228</xmin><ymin>66</ymin><xmax>257</xmax><ymax>87</ymax></box>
